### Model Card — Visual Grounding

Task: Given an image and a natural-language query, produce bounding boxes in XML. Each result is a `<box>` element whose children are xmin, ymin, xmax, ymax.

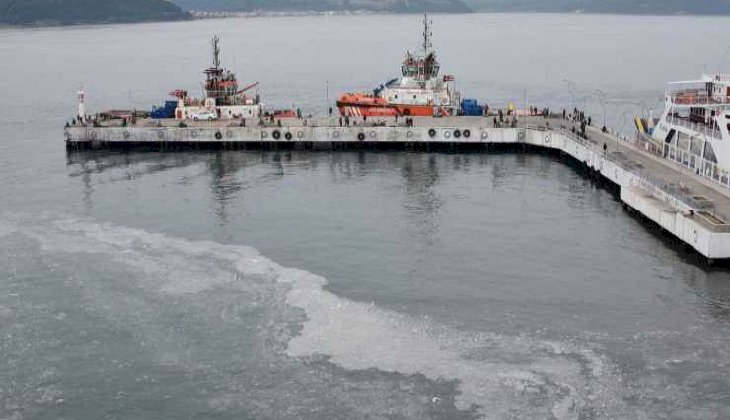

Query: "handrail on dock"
<box><xmin>550</xmin><ymin>125</ymin><xmax>729</xmax><ymax>226</ymax></box>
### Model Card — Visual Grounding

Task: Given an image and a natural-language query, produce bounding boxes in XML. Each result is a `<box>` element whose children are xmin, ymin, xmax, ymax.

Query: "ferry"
<box><xmin>336</xmin><ymin>15</ymin><xmax>460</xmax><ymax>118</ymax></box>
<box><xmin>638</xmin><ymin>74</ymin><xmax>730</xmax><ymax>187</ymax></box>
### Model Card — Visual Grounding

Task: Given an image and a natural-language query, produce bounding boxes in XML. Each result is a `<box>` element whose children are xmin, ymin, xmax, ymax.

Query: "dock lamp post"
<box><xmin>595</xmin><ymin>89</ymin><xmax>607</xmax><ymax>128</ymax></box>
<box><xmin>562</xmin><ymin>78</ymin><xmax>577</xmax><ymax>110</ymax></box>
<box><xmin>719</xmin><ymin>45</ymin><xmax>730</xmax><ymax>75</ymax></box>
<box><xmin>620</xmin><ymin>109</ymin><xmax>635</xmax><ymax>147</ymax></box>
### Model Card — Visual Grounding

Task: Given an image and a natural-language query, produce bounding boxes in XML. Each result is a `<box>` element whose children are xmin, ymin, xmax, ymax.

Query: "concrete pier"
<box><xmin>64</xmin><ymin>115</ymin><xmax>730</xmax><ymax>262</ymax></box>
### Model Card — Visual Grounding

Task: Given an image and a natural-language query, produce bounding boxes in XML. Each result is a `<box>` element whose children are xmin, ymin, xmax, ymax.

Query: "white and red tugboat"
<box><xmin>337</xmin><ymin>15</ymin><xmax>460</xmax><ymax>118</ymax></box>
<box><xmin>173</xmin><ymin>36</ymin><xmax>262</xmax><ymax>120</ymax></box>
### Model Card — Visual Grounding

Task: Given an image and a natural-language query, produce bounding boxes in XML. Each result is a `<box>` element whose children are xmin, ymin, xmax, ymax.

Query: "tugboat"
<box><xmin>337</xmin><ymin>15</ymin><xmax>460</xmax><ymax>118</ymax></box>
<box><xmin>172</xmin><ymin>36</ymin><xmax>262</xmax><ymax>120</ymax></box>
<box><xmin>637</xmin><ymin>74</ymin><xmax>730</xmax><ymax>187</ymax></box>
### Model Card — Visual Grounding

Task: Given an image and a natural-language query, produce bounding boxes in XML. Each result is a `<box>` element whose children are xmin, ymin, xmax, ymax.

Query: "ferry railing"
<box><xmin>669</xmin><ymin>93</ymin><xmax>730</xmax><ymax>106</ymax></box>
<box><xmin>665</xmin><ymin>115</ymin><xmax>722</xmax><ymax>140</ymax></box>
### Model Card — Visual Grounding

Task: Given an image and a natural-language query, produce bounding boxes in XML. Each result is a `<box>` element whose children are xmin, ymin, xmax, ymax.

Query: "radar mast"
<box><xmin>422</xmin><ymin>14</ymin><xmax>433</xmax><ymax>57</ymax></box>
<box><xmin>212</xmin><ymin>35</ymin><xmax>221</xmax><ymax>69</ymax></box>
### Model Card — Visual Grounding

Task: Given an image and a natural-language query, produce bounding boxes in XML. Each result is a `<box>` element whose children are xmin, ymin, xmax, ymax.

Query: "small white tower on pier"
<box><xmin>77</xmin><ymin>88</ymin><xmax>86</xmax><ymax>122</ymax></box>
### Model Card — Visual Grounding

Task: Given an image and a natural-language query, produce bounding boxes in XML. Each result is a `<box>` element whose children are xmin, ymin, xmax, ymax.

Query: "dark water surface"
<box><xmin>2</xmin><ymin>13</ymin><xmax>730</xmax><ymax>420</ymax></box>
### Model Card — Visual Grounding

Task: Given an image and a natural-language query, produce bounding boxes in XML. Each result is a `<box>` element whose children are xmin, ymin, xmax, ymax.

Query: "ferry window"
<box><xmin>413</xmin><ymin>95</ymin><xmax>417</xmax><ymax>99</ymax></box>
<box><xmin>704</xmin><ymin>142</ymin><xmax>718</xmax><ymax>164</ymax></box>
<box><xmin>690</xmin><ymin>138</ymin><xmax>703</xmax><ymax>155</ymax></box>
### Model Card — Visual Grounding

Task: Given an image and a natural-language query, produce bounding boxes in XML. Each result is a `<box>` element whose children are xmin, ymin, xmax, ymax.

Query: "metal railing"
<box><xmin>665</xmin><ymin>115</ymin><xmax>722</xmax><ymax>140</ymax></box>
<box><xmin>669</xmin><ymin>92</ymin><xmax>730</xmax><ymax>106</ymax></box>
<box><xmin>548</xmin><ymin>126</ymin><xmax>730</xmax><ymax>225</ymax></box>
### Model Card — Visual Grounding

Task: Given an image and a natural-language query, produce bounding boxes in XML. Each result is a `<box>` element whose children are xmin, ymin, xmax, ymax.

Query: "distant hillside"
<box><xmin>171</xmin><ymin>0</ymin><xmax>471</xmax><ymax>13</ymax></box>
<box><xmin>463</xmin><ymin>0</ymin><xmax>730</xmax><ymax>15</ymax></box>
<box><xmin>0</xmin><ymin>0</ymin><xmax>191</xmax><ymax>25</ymax></box>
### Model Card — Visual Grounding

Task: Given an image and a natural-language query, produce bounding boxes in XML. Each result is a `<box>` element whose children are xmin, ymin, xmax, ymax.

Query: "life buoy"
<box><xmin>89</xmin><ymin>130</ymin><xmax>98</xmax><ymax>140</ymax></box>
<box><xmin>544</xmin><ymin>134</ymin><xmax>551</xmax><ymax>144</ymax></box>
<box><xmin>453</xmin><ymin>129</ymin><xmax>461</xmax><ymax>138</ymax></box>
<box><xmin>428</xmin><ymin>128</ymin><xmax>436</xmax><ymax>138</ymax></box>
<box><xmin>463</xmin><ymin>129</ymin><xmax>471</xmax><ymax>138</ymax></box>
<box><xmin>261</xmin><ymin>131</ymin><xmax>268</xmax><ymax>139</ymax></box>
<box><xmin>441</xmin><ymin>97</ymin><xmax>448</xmax><ymax>105</ymax></box>
<box><xmin>215</xmin><ymin>131</ymin><xmax>223</xmax><ymax>140</ymax></box>
<box><xmin>480</xmin><ymin>131</ymin><xmax>488</xmax><ymax>140</ymax></box>
<box><xmin>297</xmin><ymin>131</ymin><xmax>304</xmax><ymax>139</ymax></box>
<box><xmin>357</xmin><ymin>132</ymin><xmax>366</xmax><ymax>141</ymax></box>
<box><xmin>285</xmin><ymin>132</ymin><xmax>292</xmax><ymax>140</ymax></box>
<box><xmin>272</xmin><ymin>130</ymin><xmax>281</xmax><ymax>140</ymax></box>
<box><xmin>370</xmin><ymin>130</ymin><xmax>377</xmax><ymax>138</ymax></box>
<box><xmin>226</xmin><ymin>131</ymin><xmax>233</xmax><ymax>139</ymax></box>
<box><xmin>333</xmin><ymin>130</ymin><xmax>340</xmax><ymax>138</ymax></box>
<box><xmin>444</xmin><ymin>131</ymin><xmax>451</xmax><ymax>139</ymax></box>
<box><xmin>190</xmin><ymin>130</ymin><xmax>197</xmax><ymax>139</ymax></box>
<box><xmin>407</xmin><ymin>130</ymin><xmax>414</xmax><ymax>138</ymax></box>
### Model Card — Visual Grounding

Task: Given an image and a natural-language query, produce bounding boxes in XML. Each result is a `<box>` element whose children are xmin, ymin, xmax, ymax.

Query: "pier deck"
<box><xmin>64</xmin><ymin>115</ymin><xmax>730</xmax><ymax>262</ymax></box>
<box><xmin>589</xmin><ymin>125</ymin><xmax>730</xmax><ymax>216</ymax></box>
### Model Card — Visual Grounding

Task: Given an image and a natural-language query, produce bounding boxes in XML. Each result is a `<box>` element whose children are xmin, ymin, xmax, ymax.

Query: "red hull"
<box><xmin>337</xmin><ymin>92</ymin><xmax>437</xmax><ymax>117</ymax></box>
<box><xmin>337</xmin><ymin>102</ymin><xmax>434</xmax><ymax>117</ymax></box>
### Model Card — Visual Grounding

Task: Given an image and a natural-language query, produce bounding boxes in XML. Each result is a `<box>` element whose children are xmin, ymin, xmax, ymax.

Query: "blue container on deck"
<box><xmin>150</xmin><ymin>100</ymin><xmax>178</xmax><ymax>119</ymax></box>
<box><xmin>460</xmin><ymin>99</ymin><xmax>483</xmax><ymax>116</ymax></box>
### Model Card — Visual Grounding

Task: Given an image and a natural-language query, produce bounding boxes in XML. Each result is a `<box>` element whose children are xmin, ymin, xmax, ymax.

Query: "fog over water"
<box><xmin>1</xmin><ymin>13</ymin><xmax>730</xmax><ymax>420</ymax></box>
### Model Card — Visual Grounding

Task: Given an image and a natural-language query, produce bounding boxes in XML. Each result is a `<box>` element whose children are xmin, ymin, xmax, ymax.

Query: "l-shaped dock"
<box><xmin>64</xmin><ymin>115</ymin><xmax>730</xmax><ymax>263</ymax></box>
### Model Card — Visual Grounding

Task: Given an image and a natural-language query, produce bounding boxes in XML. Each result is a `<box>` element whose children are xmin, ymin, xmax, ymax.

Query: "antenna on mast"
<box><xmin>212</xmin><ymin>35</ymin><xmax>221</xmax><ymax>69</ymax></box>
<box><xmin>422</xmin><ymin>14</ymin><xmax>433</xmax><ymax>56</ymax></box>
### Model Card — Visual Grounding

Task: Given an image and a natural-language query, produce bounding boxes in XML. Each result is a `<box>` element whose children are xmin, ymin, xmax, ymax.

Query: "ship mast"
<box><xmin>422</xmin><ymin>14</ymin><xmax>433</xmax><ymax>57</ymax></box>
<box><xmin>212</xmin><ymin>35</ymin><xmax>221</xmax><ymax>69</ymax></box>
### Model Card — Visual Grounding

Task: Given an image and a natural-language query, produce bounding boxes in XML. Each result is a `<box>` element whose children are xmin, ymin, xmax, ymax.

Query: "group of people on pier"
<box><xmin>562</xmin><ymin>107</ymin><xmax>592</xmax><ymax>138</ymax></box>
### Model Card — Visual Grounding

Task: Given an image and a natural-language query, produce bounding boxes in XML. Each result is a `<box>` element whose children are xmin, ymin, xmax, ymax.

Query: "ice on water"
<box><xmin>0</xmin><ymin>213</ymin><xmax>631</xmax><ymax>419</ymax></box>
